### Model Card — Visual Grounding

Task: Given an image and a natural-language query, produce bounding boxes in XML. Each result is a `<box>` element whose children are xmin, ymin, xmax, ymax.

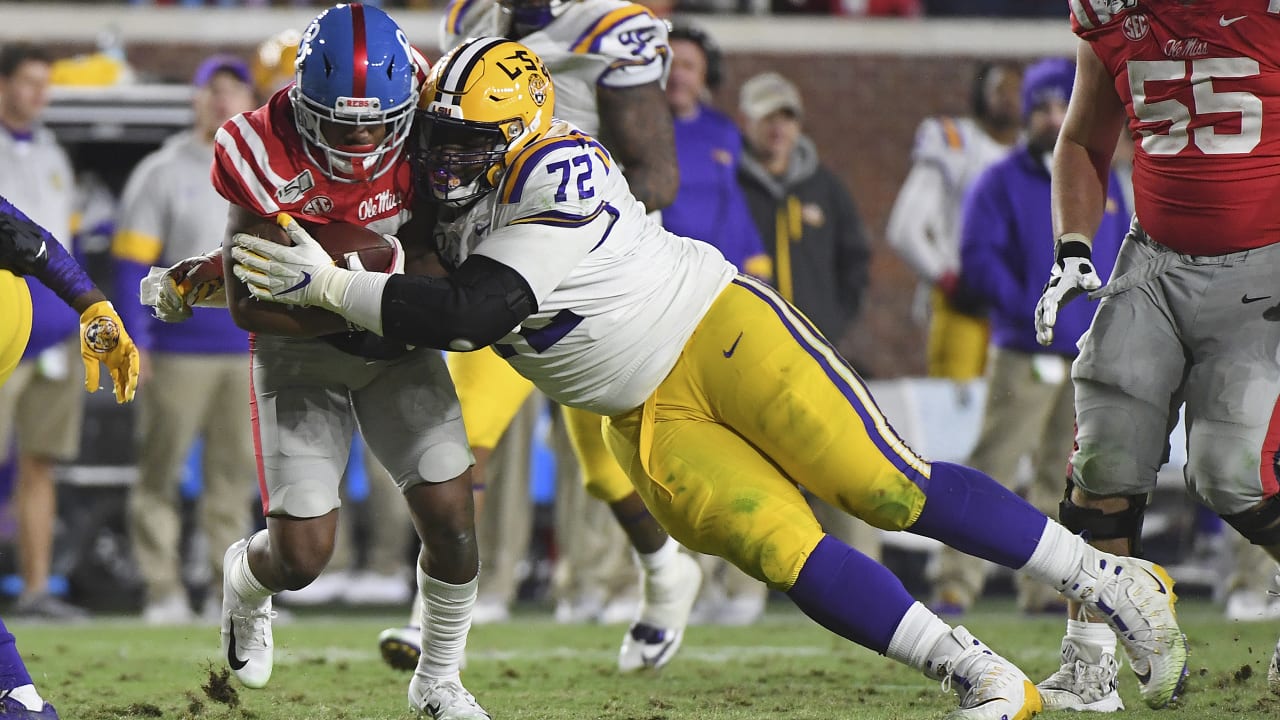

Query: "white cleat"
<box><xmin>409</xmin><ymin>674</ymin><xmax>490</xmax><ymax>719</ymax></box>
<box><xmin>1268</xmin><ymin>634</ymin><xmax>1280</xmax><ymax>697</ymax></box>
<box><xmin>1037</xmin><ymin>635</ymin><xmax>1124</xmax><ymax>712</ymax></box>
<box><xmin>1073</xmin><ymin>552</ymin><xmax>1188</xmax><ymax>709</ymax></box>
<box><xmin>379</xmin><ymin>625</ymin><xmax>422</xmax><ymax>672</ymax></box>
<box><xmin>937</xmin><ymin>627</ymin><xmax>1043</xmax><ymax>720</ymax></box>
<box><xmin>219</xmin><ymin>538</ymin><xmax>275</xmax><ymax>689</ymax></box>
<box><xmin>618</xmin><ymin>551</ymin><xmax>702</xmax><ymax>673</ymax></box>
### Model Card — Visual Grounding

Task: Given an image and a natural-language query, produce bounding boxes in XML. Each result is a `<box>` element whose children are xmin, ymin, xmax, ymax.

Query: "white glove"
<box><xmin>231</xmin><ymin>214</ymin><xmax>352</xmax><ymax>309</ymax></box>
<box><xmin>138</xmin><ymin>253</ymin><xmax>226</xmax><ymax>322</ymax></box>
<box><xmin>1034</xmin><ymin>235</ymin><xmax>1102</xmax><ymax>346</ymax></box>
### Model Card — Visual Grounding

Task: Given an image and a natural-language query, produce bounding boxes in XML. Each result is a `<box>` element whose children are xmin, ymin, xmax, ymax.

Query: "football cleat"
<box><xmin>379</xmin><ymin>625</ymin><xmax>422</xmax><ymax>672</ymax></box>
<box><xmin>936</xmin><ymin>627</ymin><xmax>1042</xmax><ymax>720</ymax></box>
<box><xmin>1071</xmin><ymin>551</ymin><xmax>1188</xmax><ymax>709</ymax></box>
<box><xmin>408</xmin><ymin>674</ymin><xmax>490</xmax><ymax>720</ymax></box>
<box><xmin>1037</xmin><ymin>635</ymin><xmax>1124</xmax><ymax>712</ymax></box>
<box><xmin>618</xmin><ymin>551</ymin><xmax>702</xmax><ymax>673</ymax></box>
<box><xmin>220</xmin><ymin>538</ymin><xmax>275</xmax><ymax>689</ymax></box>
<box><xmin>0</xmin><ymin>695</ymin><xmax>58</xmax><ymax>719</ymax></box>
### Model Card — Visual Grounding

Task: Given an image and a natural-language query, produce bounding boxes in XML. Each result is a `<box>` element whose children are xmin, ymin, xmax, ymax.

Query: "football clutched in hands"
<box><xmin>242</xmin><ymin>217</ymin><xmax>397</xmax><ymax>273</ymax></box>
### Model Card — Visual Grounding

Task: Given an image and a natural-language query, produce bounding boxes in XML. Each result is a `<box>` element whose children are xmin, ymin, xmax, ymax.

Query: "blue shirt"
<box><xmin>959</xmin><ymin>144</ymin><xmax>1128</xmax><ymax>356</ymax></box>
<box><xmin>663</xmin><ymin>105</ymin><xmax>770</xmax><ymax>277</ymax></box>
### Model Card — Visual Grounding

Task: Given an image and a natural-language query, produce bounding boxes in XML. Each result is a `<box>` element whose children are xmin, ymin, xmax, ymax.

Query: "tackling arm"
<box><xmin>1053</xmin><ymin>39</ymin><xmax>1128</xmax><ymax>242</ymax></box>
<box><xmin>597</xmin><ymin>81</ymin><xmax>679</xmax><ymax>212</ymax></box>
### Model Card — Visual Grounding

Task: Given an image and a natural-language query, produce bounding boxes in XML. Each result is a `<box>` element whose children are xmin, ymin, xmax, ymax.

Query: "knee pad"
<box><xmin>1222</xmin><ymin>494</ymin><xmax>1280</xmax><ymax>546</ymax></box>
<box><xmin>1058</xmin><ymin>478</ymin><xmax>1149</xmax><ymax>555</ymax></box>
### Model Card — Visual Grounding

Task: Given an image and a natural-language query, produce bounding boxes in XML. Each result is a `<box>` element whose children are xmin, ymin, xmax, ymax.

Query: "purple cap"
<box><xmin>193</xmin><ymin>54</ymin><xmax>252</xmax><ymax>87</ymax></box>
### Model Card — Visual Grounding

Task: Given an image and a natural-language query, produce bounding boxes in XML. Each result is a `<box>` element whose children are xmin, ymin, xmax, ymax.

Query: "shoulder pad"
<box><xmin>497</xmin><ymin>132</ymin><xmax>613</xmax><ymax>225</ymax></box>
<box><xmin>571</xmin><ymin>2</ymin><xmax>668</xmax><ymax>88</ymax></box>
<box><xmin>1068</xmin><ymin>0</ymin><xmax>1139</xmax><ymax>32</ymax></box>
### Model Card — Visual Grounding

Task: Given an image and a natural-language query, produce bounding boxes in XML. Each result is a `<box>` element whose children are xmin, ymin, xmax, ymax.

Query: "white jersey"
<box><xmin>0</xmin><ymin>125</ymin><xmax>74</xmax><ymax>251</ymax></box>
<box><xmin>439</xmin><ymin>0</ymin><xmax>670</xmax><ymax>137</ymax></box>
<box><xmin>885</xmin><ymin>116</ymin><xmax>1009</xmax><ymax>282</ymax></box>
<box><xmin>434</xmin><ymin>119</ymin><xmax>734</xmax><ymax>415</ymax></box>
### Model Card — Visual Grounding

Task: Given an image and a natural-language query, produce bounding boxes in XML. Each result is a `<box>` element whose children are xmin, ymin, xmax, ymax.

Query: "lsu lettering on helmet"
<box><xmin>252</xmin><ymin>28</ymin><xmax>301</xmax><ymax>99</ymax></box>
<box><xmin>291</xmin><ymin>3</ymin><xmax>419</xmax><ymax>183</ymax></box>
<box><xmin>413</xmin><ymin>37</ymin><xmax>554</xmax><ymax>207</ymax></box>
<box><xmin>498</xmin><ymin>0</ymin><xmax>576</xmax><ymax>38</ymax></box>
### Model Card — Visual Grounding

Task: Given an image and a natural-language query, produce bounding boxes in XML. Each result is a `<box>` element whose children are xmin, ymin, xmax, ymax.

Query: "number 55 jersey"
<box><xmin>1070</xmin><ymin>0</ymin><xmax>1280</xmax><ymax>254</ymax></box>
<box><xmin>432</xmin><ymin>118</ymin><xmax>734</xmax><ymax>416</ymax></box>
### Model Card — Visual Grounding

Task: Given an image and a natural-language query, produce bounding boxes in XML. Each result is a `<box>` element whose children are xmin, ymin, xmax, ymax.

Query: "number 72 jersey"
<box><xmin>1071</xmin><ymin>0</ymin><xmax>1280</xmax><ymax>254</ymax></box>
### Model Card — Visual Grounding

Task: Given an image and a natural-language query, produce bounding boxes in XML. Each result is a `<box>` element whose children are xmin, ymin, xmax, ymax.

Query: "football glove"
<box><xmin>231</xmin><ymin>214</ymin><xmax>352</xmax><ymax>309</ymax></box>
<box><xmin>1034</xmin><ymin>234</ymin><xmax>1102</xmax><ymax>346</ymax></box>
<box><xmin>79</xmin><ymin>300</ymin><xmax>140</xmax><ymax>403</ymax></box>
<box><xmin>139</xmin><ymin>251</ymin><xmax>226</xmax><ymax>323</ymax></box>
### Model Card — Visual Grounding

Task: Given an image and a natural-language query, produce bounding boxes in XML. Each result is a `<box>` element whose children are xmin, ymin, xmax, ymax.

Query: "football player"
<box><xmin>378</xmin><ymin>0</ymin><xmax>698</xmax><ymax>675</ymax></box>
<box><xmin>0</xmin><ymin>195</ymin><xmax>139</xmax><ymax>720</ymax></box>
<box><xmin>232</xmin><ymin>37</ymin><xmax>1190</xmax><ymax>719</ymax></box>
<box><xmin>209</xmin><ymin>6</ymin><xmax>487</xmax><ymax>719</ymax></box>
<box><xmin>1034</xmin><ymin>0</ymin><xmax>1280</xmax><ymax>710</ymax></box>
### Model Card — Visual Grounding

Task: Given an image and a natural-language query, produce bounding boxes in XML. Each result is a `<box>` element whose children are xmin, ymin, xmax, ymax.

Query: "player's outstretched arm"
<box><xmin>0</xmin><ymin>196</ymin><xmax>139</xmax><ymax>402</ymax></box>
<box><xmin>597</xmin><ymin>81</ymin><xmax>679</xmax><ymax>212</ymax></box>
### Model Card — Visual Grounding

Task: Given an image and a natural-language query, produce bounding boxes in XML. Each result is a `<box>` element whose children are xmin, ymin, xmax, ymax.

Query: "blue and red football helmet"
<box><xmin>291</xmin><ymin>3</ymin><xmax>419</xmax><ymax>182</ymax></box>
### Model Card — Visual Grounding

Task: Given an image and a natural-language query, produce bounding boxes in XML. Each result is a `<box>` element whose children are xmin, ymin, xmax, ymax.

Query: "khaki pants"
<box><xmin>475</xmin><ymin>396</ymin><xmax>537</xmax><ymax>604</ymax></box>
<box><xmin>128</xmin><ymin>353</ymin><xmax>256</xmax><ymax>604</ymax></box>
<box><xmin>931</xmin><ymin>347</ymin><xmax>1076</xmax><ymax>611</ymax></box>
<box><xmin>0</xmin><ymin>340</ymin><xmax>84</xmax><ymax>463</ymax></box>
<box><xmin>329</xmin><ymin>440</ymin><xmax>414</xmax><ymax>576</ymax></box>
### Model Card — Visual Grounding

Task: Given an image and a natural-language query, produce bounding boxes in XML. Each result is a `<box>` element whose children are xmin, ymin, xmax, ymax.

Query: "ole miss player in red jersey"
<box><xmin>210</xmin><ymin>5</ymin><xmax>489</xmax><ymax>719</ymax></box>
<box><xmin>1035</xmin><ymin>0</ymin><xmax>1280</xmax><ymax>711</ymax></box>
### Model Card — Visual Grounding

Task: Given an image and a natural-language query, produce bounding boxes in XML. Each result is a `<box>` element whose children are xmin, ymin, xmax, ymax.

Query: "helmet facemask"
<box><xmin>292</xmin><ymin>87</ymin><xmax>418</xmax><ymax>183</ymax></box>
<box><xmin>413</xmin><ymin>112</ymin><xmax>526</xmax><ymax>207</ymax></box>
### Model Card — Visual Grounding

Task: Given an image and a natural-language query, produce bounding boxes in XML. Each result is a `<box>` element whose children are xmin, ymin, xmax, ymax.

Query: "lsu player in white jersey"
<box><xmin>885</xmin><ymin>62</ymin><xmax>1021</xmax><ymax>383</ymax></box>
<box><xmin>377</xmin><ymin>0</ymin><xmax>700</xmax><ymax>676</ymax></box>
<box><xmin>231</xmin><ymin>37</ymin><xmax>1191</xmax><ymax>719</ymax></box>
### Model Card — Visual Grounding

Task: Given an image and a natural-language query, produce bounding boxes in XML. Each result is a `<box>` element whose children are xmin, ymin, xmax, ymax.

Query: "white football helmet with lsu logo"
<box><xmin>414</xmin><ymin>37</ymin><xmax>555</xmax><ymax>207</ymax></box>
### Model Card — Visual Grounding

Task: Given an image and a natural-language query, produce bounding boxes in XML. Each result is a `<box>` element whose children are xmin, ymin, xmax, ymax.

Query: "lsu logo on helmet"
<box><xmin>84</xmin><ymin>316</ymin><xmax>121</xmax><ymax>354</ymax></box>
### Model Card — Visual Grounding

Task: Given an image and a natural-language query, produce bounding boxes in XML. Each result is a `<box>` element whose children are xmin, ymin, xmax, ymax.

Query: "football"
<box><xmin>243</xmin><ymin>218</ymin><xmax>397</xmax><ymax>273</ymax></box>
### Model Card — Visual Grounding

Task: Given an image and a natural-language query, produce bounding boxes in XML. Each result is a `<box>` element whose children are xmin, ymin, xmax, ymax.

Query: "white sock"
<box><xmin>1019</xmin><ymin>521</ymin><xmax>1087</xmax><ymax>598</ymax></box>
<box><xmin>407</xmin><ymin>587</ymin><xmax>424</xmax><ymax>630</ymax></box>
<box><xmin>417</xmin><ymin>566</ymin><xmax>478</xmax><ymax>679</ymax></box>
<box><xmin>885</xmin><ymin>602</ymin><xmax>953</xmax><ymax>679</ymax></box>
<box><xmin>228</xmin><ymin>531</ymin><xmax>273</xmax><ymax>604</ymax></box>
<box><xmin>7</xmin><ymin>684</ymin><xmax>44</xmax><ymax>712</ymax></box>
<box><xmin>636</xmin><ymin>536</ymin><xmax>678</xmax><ymax>574</ymax></box>
<box><xmin>1066</xmin><ymin>618</ymin><xmax>1116</xmax><ymax>650</ymax></box>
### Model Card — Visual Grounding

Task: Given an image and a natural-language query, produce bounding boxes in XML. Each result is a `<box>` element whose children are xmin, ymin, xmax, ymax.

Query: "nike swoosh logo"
<box><xmin>280</xmin><ymin>271</ymin><xmax>312</xmax><ymax>297</ymax></box>
<box><xmin>227</xmin><ymin>628</ymin><xmax>248</xmax><ymax>671</ymax></box>
<box><xmin>425</xmin><ymin>701</ymin><xmax>442</xmax><ymax>717</ymax></box>
<box><xmin>722</xmin><ymin>331</ymin><xmax>743</xmax><ymax>358</ymax></box>
<box><xmin>1243</xmin><ymin>294</ymin><xmax>1272</xmax><ymax>304</ymax></box>
<box><xmin>1140</xmin><ymin>566</ymin><xmax>1169</xmax><ymax>595</ymax></box>
<box><xmin>1220</xmin><ymin>14</ymin><xmax>1246</xmax><ymax>25</ymax></box>
<box><xmin>641</xmin><ymin>636</ymin><xmax>678</xmax><ymax>667</ymax></box>
<box><xmin>1135</xmin><ymin>667</ymin><xmax>1152</xmax><ymax>684</ymax></box>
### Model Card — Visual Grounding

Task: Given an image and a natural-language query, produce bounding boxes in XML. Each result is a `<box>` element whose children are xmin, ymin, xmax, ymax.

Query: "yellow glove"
<box><xmin>79</xmin><ymin>300</ymin><xmax>140</xmax><ymax>403</ymax></box>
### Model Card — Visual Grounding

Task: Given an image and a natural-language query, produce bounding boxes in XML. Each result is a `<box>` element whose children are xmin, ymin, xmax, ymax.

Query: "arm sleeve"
<box><xmin>0</xmin><ymin>195</ymin><xmax>95</xmax><ymax>306</ymax></box>
<box><xmin>380</xmin><ymin>254</ymin><xmax>537</xmax><ymax>350</ymax></box>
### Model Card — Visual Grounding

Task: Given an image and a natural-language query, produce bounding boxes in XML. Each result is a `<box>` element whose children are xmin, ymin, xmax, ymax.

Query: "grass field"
<box><xmin>15</xmin><ymin>599</ymin><xmax>1280</xmax><ymax>719</ymax></box>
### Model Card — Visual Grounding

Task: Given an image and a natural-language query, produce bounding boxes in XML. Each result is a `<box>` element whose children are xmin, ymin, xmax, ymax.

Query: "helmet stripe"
<box><xmin>439</xmin><ymin>37</ymin><xmax>508</xmax><ymax>102</ymax></box>
<box><xmin>350</xmin><ymin>3</ymin><xmax>368</xmax><ymax>97</ymax></box>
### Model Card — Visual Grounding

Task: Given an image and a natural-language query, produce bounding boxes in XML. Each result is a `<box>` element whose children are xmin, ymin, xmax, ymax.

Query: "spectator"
<box><xmin>931</xmin><ymin>57</ymin><xmax>1127</xmax><ymax>616</ymax></box>
<box><xmin>736</xmin><ymin>69</ymin><xmax>881</xmax><ymax>596</ymax></box>
<box><xmin>112</xmin><ymin>55</ymin><xmax>259</xmax><ymax>624</ymax></box>
<box><xmin>885</xmin><ymin>61</ymin><xmax>1022</xmax><ymax>383</ymax></box>
<box><xmin>664</xmin><ymin>19</ymin><xmax>772</xmax><ymax>626</ymax></box>
<box><xmin>0</xmin><ymin>43</ymin><xmax>86</xmax><ymax>620</ymax></box>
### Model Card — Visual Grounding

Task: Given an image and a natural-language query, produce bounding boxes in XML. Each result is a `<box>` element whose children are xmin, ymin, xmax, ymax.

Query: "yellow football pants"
<box><xmin>0</xmin><ymin>271</ymin><xmax>33</xmax><ymax>387</ymax></box>
<box><xmin>447</xmin><ymin>347</ymin><xmax>633</xmax><ymax>503</ymax></box>
<box><xmin>605</xmin><ymin>276</ymin><xmax>929</xmax><ymax>591</ymax></box>
<box><xmin>926</xmin><ymin>288</ymin><xmax>989</xmax><ymax>381</ymax></box>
